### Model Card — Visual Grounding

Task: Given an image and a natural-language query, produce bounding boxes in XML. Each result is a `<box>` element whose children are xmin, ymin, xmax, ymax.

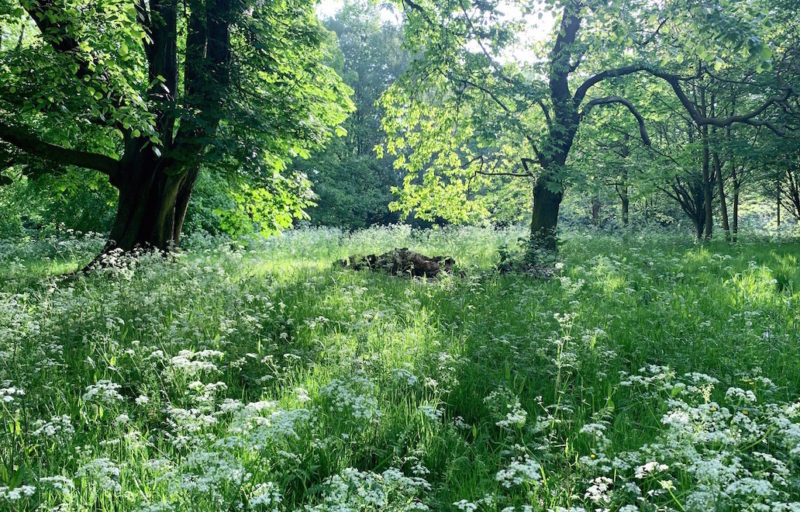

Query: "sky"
<box><xmin>316</xmin><ymin>0</ymin><xmax>401</xmax><ymax>23</ymax></box>
<box><xmin>316</xmin><ymin>0</ymin><xmax>343</xmax><ymax>19</ymax></box>
<box><xmin>315</xmin><ymin>0</ymin><xmax>556</xmax><ymax>64</ymax></box>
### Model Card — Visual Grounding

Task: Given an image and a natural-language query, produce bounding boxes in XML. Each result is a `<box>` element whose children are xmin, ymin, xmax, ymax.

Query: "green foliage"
<box><xmin>300</xmin><ymin>1</ymin><xmax>409</xmax><ymax>230</ymax></box>
<box><xmin>213</xmin><ymin>175</ymin><xmax>315</xmax><ymax>238</ymax></box>
<box><xmin>307</xmin><ymin>153</ymin><xmax>400</xmax><ymax>229</ymax></box>
<box><xmin>0</xmin><ymin>165</ymin><xmax>117</xmax><ymax>235</ymax></box>
<box><xmin>380</xmin><ymin>0</ymin><xmax>798</xmax><ymax>236</ymax></box>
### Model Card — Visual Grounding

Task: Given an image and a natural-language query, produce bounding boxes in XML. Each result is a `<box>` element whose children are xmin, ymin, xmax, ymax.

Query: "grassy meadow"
<box><xmin>1</xmin><ymin>226</ymin><xmax>799</xmax><ymax>511</ymax></box>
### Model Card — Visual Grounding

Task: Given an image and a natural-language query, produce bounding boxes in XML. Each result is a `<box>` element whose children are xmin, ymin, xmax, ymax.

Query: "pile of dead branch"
<box><xmin>340</xmin><ymin>248</ymin><xmax>455</xmax><ymax>278</ymax></box>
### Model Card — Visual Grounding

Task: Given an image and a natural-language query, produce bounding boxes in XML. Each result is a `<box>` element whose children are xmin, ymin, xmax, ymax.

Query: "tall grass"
<box><xmin>0</xmin><ymin>226</ymin><xmax>798</xmax><ymax>510</ymax></box>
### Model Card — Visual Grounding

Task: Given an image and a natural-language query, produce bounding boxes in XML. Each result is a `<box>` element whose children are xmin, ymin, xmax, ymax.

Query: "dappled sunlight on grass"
<box><xmin>1</xmin><ymin>227</ymin><xmax>799</xmax><ymax>510</ymax></box>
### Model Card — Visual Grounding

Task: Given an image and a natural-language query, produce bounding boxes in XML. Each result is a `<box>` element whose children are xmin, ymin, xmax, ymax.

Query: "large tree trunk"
<box><xmin>98</xmin><ymin>0</ymin><xmax>229</xmax><ymax>255</ymax></box>
<box><xmin>98</xmin><ymin>145</ymin><xmax>197</xmax><ymax>256</ymax></box>
<box><xmin>530</xmin><ymin>177</ymin><xmax>563</xmax><ymax>252</ymax></box>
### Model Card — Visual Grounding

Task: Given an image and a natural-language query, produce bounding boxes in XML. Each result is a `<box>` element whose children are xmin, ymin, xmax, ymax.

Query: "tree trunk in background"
<box><xmin>619</xmin><ymin>166</ymin><xmax>629</xmax><ymax>226</ymax></box>
<box><xmin>621</xmin><ymin>190</ymin><xmax>629</xmax><ymax>226</ymax></box>
<box><xmin>777</xmin><ymin>177</ymin><xmax>781</xmax><ymax>227</ymax></box>
<box><xmin>701</xmin><ymin>133</ymin><xmax>713</xmax><ymax>240</ymax></box>
<box><xmin>691</xmin><ymin>177</ymin><xmax>706</xmax><ymax>240</ymax></box>
<box><xmin>727</xmin><ymin>123</ymin><xmax>738</xmax><ymax>241</ymax></box>
<box><xmin>713</xmin><ymin>150</ymin><xmax>730</xmax><ymax>241</ymax></box>
<box><xmin>591</xmin><ymin>193</ymin><xmax>601</xmax><ymax>226</ymax></box>
<box><xmin>699</xmin><ymin>89</ymin><xmax>713</xmax><ymax>241</ymax></box>
<box><xmin>732</xmin><ymin>168</ymin><xmax>740</xmax><ymax>241</ymax></box>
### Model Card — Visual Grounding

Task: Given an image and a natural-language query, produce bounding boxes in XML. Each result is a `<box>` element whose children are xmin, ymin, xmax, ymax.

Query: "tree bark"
<box><xmin>700</xmin><ymin>90</ymin><xmax>713</xmax><ymax>241</ymax></box>
<box><xmin>713</xmin><ymin>149</ymin><xmax>730</xmax><ymax>241</ymax></box>
<box><xmin>732</xmin><ymin>168</ymin><xmax>740</xmax><ymax>241</ymax></box>
<box><xmin>530</xmin><ymin>178</ymin><xmax>563</xmax><ymax>252</ymax></box>
<box><xmin>102</xmin><ymin>142</ymin><xmax>192</xmax><ymax>252</ymax></box>
<box><xmin>621</xmin><ymin>193</ymin><xmax>629</xmax><ymax>225</ymax></box>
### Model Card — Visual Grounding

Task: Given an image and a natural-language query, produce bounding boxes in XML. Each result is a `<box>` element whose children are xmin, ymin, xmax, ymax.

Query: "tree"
<box><xmin>385</xmin><ymin>0</ymin><xmax>797</xmax><ymax>251</ymax></box>
<box><xmin>299</xmin><ymin>0</ymin><xmax>409</xmax><ymax>229</ymax></box>
<box><xmin>0</xmin><ymin>0</ymin><xmax>351</xmax><ymax>254</ymax></box>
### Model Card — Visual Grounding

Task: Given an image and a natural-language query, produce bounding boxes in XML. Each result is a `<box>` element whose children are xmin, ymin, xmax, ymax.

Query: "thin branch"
<box><xmin>536</xmin><ymin>99</ymin><xmax>552</xmax><ymax>127</ymax></box>
<box><xmin>635</xmin><ymin>18</ymin><xmax>668</xmax><ymax>48</ymax></box>
<box><xmin>401</xmin><ymin>0</ymin><xmax>437</xmax><ymax>27</ymax></box>
<box><xmin>475</xmin><ymin>170</ymin><xmax>533</xmax><ymax>178</ymax></box>
<box><xmin>580</xmin><ymin>96</ymin><xmax>651</xmax><ymax>146</ymax></box>
<box><xmin>521</xmin><ymin>157</ymin><xmax>540</xmax><ymax>174</ymax></box>
<box><xmin>446</xmin><ymin>72</ymin><xmax>512</xmax><ymax>113</ymax></box>
<box><xmin>525</xmin><ymin>134</ymin><xmax>544</xmax><ymax>163</ymax></box>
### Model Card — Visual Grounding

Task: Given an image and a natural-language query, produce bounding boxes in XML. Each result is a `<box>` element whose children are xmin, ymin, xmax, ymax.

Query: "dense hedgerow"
<box><xmin>0</xmin><ymin>226</ymin><xmax>799</xmax><ymax>511</ymax></box>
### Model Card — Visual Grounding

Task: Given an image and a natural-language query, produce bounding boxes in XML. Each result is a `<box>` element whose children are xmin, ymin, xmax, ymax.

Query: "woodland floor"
<box><xmin>1</xmin><ymin>226</ymin><xmax>799</xmax><ymax>511</ymax></box>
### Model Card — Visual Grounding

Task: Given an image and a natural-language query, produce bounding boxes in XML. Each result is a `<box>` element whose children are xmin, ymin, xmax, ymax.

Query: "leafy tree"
<box><xmin>299</xmin><ymin>1</ymin><xmax>409</xmax><ymax>229</ymax></box>
<box><xmin>0</xmin><ymin>0</ymin><xmax>351</xmax><ymax>254</ymax></box>
<box><xmin>384</xmin><ymin>0</ymin><xmax>797</xmax><ymax>251</ymax></box>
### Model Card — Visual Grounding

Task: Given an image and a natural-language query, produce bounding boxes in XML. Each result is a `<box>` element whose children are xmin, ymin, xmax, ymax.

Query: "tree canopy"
<box><xmin>0</xmin><ymin>0</ymin><xmax>352</xmax><ymax>253</ymax></box>
<box><xmin>381</xmin><ymin>0</ymin><xmax>799</xmax><ymax>249</ymax></box>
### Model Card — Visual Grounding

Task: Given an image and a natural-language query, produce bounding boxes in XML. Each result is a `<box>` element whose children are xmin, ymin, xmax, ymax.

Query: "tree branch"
<box><xmin>536</xmin><ymin>99</ymin><xmax>552</xmax><ymax>127</ymax></box>
<box><xmin>521</xmin><ymin>157</ymin><xmax>539</xmax><ymax>174</ymax></box>
<box><xmin>401</xmin><ymin>0</ymin><xmax>437</xmax><ymax>27</ymax></box>
<box><xmin>0</xmin><ymin>122</ymin><xmax>119</xmax><ymax>178</ymax></box>
<box><xmin>635</xmin><ymin>18</ymin><xmax>668</xmax><ymax>48</ymax></box>
<box><xmin>22</xmin><ymin>0</ymin><xmax>130</xmax><ymax>132</ymax></box>
<box><xmin>581</xmin><ymin>96</ymin><xmax>651</xmax><ymax>146</ymax></box>
<box><xmin>475</xmin><ymin>170</ymin><xmax>533</xmax><ymax>178</ymax></box>
<box><xmin>446</xmin><ymin>72</ymin><xmax>512</xmax><ymax>113</ymax></box>
<box><xmin>645</xmin><ymin>69</ymin><xmax>792</xmax><ymax>134</ymax></box>
<box><xmin>573</xmin><ymin>65</ymin><xmax>648</xmax><ymax>106</ymax></box>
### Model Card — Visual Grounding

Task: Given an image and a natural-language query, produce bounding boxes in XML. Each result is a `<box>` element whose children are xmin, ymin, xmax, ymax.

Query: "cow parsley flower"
<box><xmin>495</xmin><ymin>456</ymin><xmax>542</xmax><ymax>488</ymax></box>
